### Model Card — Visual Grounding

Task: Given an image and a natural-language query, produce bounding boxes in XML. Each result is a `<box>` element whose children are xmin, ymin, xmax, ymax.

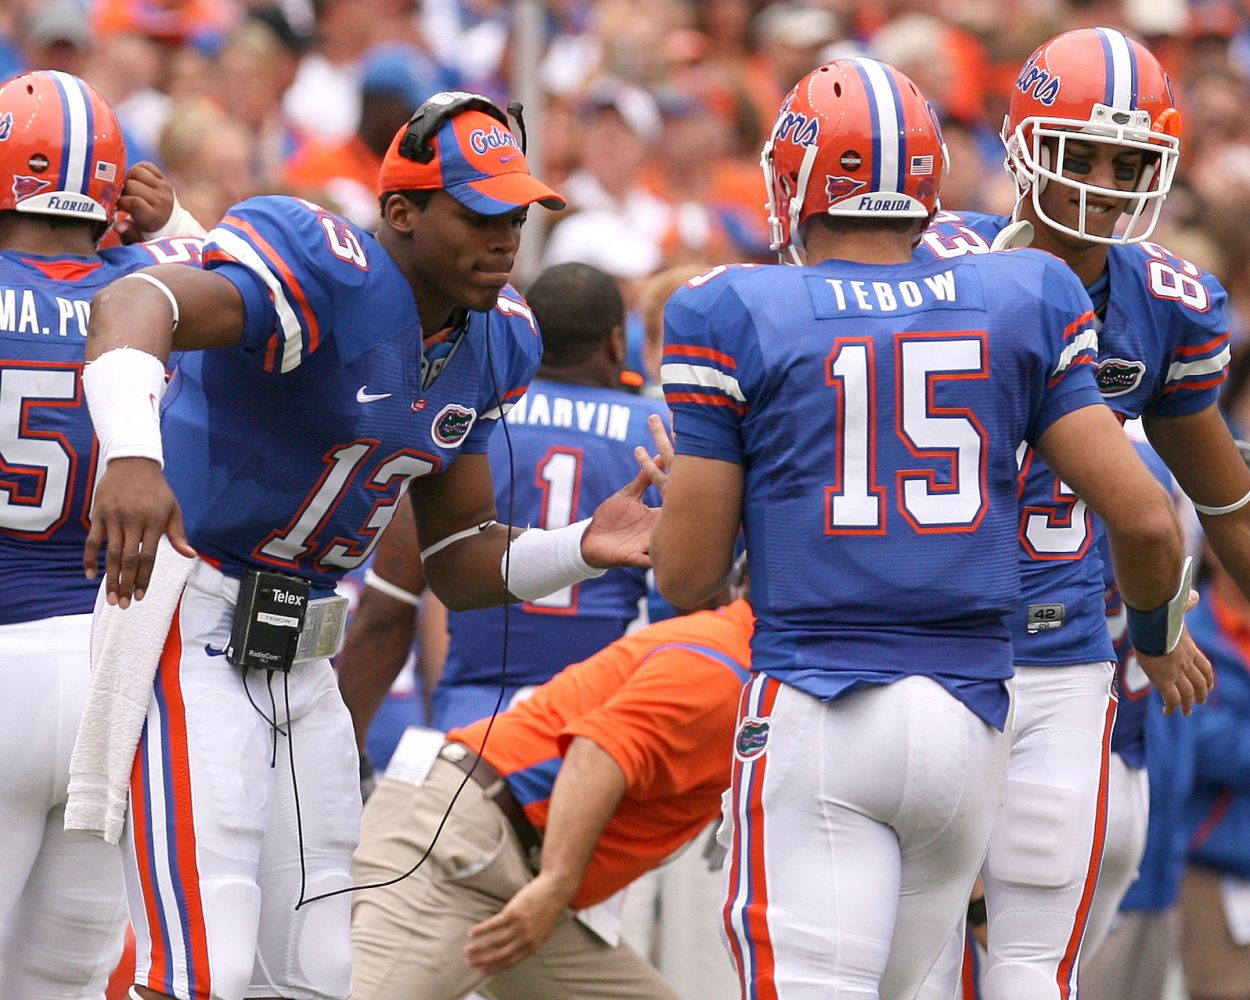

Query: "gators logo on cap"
<box><xmin>432</xmin><ymin>403</ymin><xmax>477</xmax><ymax>448</ymax></box>
<box><xmin>1095</xmin><ymin>358</ymin><xmax>1146</xmax><ymax>397</ymax></box>
<box><xmin>735</xmin><ymin>716</ymin><xmax>770</xmax><ymax>761</ymax></box>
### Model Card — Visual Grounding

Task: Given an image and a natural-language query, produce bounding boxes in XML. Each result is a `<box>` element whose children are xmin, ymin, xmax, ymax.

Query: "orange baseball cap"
<box><xmin>379</xmin><ymin>107</ymin><xmax>566</xmax><ymax>214</ymax></box>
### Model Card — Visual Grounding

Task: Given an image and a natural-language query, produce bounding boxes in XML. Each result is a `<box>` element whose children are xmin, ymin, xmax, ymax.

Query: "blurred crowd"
<box><xmin>8</xmin><ymin>0</ymin><xmax>1250</xmax><ymax>356</ymax></box>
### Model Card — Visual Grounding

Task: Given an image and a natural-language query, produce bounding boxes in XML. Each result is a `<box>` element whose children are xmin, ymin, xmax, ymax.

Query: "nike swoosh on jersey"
<box><xmin>204</xmin><ymin>644</ymin><xmax>228</xmax><ymax>657</ymax></box>
<box><xmin>356</xmin><ymin>387</ymin><xmax>393</xmax><ymax>403</ymax></box>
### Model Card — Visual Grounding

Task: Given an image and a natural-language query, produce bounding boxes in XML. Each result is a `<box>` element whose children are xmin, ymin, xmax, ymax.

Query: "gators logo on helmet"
<box><xmin>431</xmin><ymin>403</ymin><xmax>477</xmax><ymax>448</ymax></box>
<box><xmin>1095</xmin><ymin>358</ymin><xmax>1146</xmax><ymax>396</ymax></box>
<box><xmin>826</xmin><ymin>175</ymin><xmax>867</xmax><ymax>203</ymax></box>
<box><xmin>12</xmin><ymin>174</ymin><xmax>51</xmax><ymax>200</ymax></box>
<box><xmin>734</xmin><ymin>717</ymin><xmax>770</xmax><ymax>761</ymax></box>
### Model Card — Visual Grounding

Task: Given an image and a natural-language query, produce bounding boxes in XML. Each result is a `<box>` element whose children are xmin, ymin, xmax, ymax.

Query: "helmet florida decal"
<box><xmin>432</xmin><ymin>403</ymin><xmax>477</xmax><ymax>448</ymax></box>
<box><xmin>1016</xmin><ymin>52</ymin><xmax>1061</xmax><ymax>106</ymax></box>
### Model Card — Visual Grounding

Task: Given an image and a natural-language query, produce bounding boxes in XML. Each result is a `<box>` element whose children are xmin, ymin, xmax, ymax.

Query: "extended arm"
<box><xmin>83</xmin><ymin>265</ymin><xmax>249</xmax><ymax>605</ymax></box>
<box><xmin>410</xmin><ymin>452</ymin><xmax>658</xmax><ymax>611</ymax></box>
<box><xmin>1036</xmin><ymin>404</ymin><xmax>1212</xmax><ymax>713</ymax></box>
<box><xmin>1144</xmin><ymin>404</ymin><xmax>1250</xmax><ymax>598</ymax></box>
<box><xmin>462</xmin><ymin>736</ymin><xmax>627</xmax><ymax>974</ymax></box>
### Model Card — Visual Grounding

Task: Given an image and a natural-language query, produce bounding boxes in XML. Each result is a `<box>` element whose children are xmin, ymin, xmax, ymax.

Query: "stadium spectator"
<box><xmin>18</xmin><ymin>0</ymin><xmax>92</xmax><ymax>77</ymax></box>
<box><xmin>737</xmin><ymin>2</ymin><xmax>839</xmax><ymax>147</ymax></box>
<box><xmin>211</xmin><ymin>17</ymin><xmax>306</xmax><ymax>191</ymax></box>
<box><xmin>641</xmin><ymin>74</ymin><xmax>772</xmax><ymax>264</ymax></box>
<box><xmin>157</xmin><ymin>98</ymin><xmax>255</xmax><ymax>229</ymax></box>
<box><xmin>284</xmin><ymin>43</ymin><xmax>448</xmax><ymax>229</ymax></box>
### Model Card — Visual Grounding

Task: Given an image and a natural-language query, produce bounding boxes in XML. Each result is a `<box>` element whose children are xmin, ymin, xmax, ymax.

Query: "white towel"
<box><xmin>65</xmin><ymin>539</ymin><xmax>196</xmax><ymax>843</ymax></box>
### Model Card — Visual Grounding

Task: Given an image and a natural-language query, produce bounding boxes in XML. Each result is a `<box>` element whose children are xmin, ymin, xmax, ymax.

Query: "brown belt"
<box><xmin>440</xmin><ymin>742</ymin><xmax>543</xmax><ymax>871</ymax></box>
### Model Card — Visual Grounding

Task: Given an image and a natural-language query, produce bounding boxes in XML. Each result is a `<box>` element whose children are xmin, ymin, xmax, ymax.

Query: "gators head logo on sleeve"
<box><xmin>734</xmin><ymin>716</ymin><xmax>771</xmax><ymax>761</ymax></box>
<box><xmin>1095</xmin><ymin>358</ymin><xmax>1146</xmax><ymax>396</ymax></box>
<box><xmin>431</xmin><ymin>403</ymin><xmax>477</xmax><ymax>448</ymax></box>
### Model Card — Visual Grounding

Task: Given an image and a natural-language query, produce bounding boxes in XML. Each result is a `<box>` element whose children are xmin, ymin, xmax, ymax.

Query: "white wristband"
<box><xmin>82</xmin><ymin>347</ymin><xmax>167</xmax><ymax>468</ymax></box>
<box><xmin>1193</xmin><ymin>487</ymin><xmax>1250</xmax><ymax>517</ymax></box>
<box><xmin>501</xmin><ymin>518</ymin><xmax>607</xmax><ymax>601</ymax></box>
<box><xmin>140</xmin><ymin>194</ymin><xmax>209</xmax><ymax>241</ymax></box>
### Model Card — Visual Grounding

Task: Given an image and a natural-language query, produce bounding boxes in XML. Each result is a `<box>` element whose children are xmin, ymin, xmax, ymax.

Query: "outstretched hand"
<box><xmin>581</xmin><ymin>467</ymin><xmax>659</xmax><ymax>570</ymax></box>
<box><xmin>84</xmin><ymin>457</ymin><xmax>196</xmax><ymax>607</ymax></box>
<box><xmin>579</xmin><ymin>414</ymin><xmax>670</xmax><ymax>570</ymax></box>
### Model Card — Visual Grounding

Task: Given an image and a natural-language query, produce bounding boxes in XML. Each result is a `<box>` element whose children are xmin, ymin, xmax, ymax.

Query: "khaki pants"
<box><xmin>1079</xmin><ymin>908</ymin><xmax>1178</xmax><ymax>1000</ymax></box>
<box><xmin>350</xmin><ymin>759</ymin><xmax>681</xmax><ymax>1000</ymax></box>
<box><xmin>1183</xmin><ymin>865</ymin><xmax>1250</xmax><ymax>1000</ymax></box>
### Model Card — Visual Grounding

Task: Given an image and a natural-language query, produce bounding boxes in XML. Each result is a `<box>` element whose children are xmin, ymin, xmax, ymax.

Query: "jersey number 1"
<box><xmin>523</xmin><ymin>447</ymin><xmax>583</xmax><ymax>613</ymax></box>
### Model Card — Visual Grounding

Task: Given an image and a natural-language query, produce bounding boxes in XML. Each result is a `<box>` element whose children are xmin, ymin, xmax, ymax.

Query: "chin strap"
<box><xmin>990</xmin><ymin>220</ymin><xmax>1035</xmax><ymax>252</ymax></box>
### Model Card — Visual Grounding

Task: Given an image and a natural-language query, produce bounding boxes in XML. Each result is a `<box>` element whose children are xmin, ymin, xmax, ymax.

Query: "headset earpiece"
<box><xmin>397</xmin><ymin>92</ymin><xmax>513</xmax><ymax>164</ymax></box>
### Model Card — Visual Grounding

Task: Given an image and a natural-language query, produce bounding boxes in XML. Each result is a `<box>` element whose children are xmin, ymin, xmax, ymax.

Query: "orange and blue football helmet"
<box><xmin>0</xmin><ymin>70</ymin><xmax>127</xmax><ymax>226</ymax></box>
<box><xmin>1002</xmin><ymin>27</ymin><xmax>1182</xmax><ymax>244</ymax></box>
<box><xmin>761</xmin><ymin>58</ymin><xmax>949</xmax><ymax>259</ymax></box>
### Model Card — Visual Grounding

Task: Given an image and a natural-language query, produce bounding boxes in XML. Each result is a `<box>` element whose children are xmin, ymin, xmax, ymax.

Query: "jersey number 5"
<box><xmin>0</xmin><ymin>362</ymin><xmax>89</xmax><ymax>538</ymax></box>
<box><xmin>825</xmin><ymin>333</ymin><xmax>988</xmax><ymax>534</ymax></box>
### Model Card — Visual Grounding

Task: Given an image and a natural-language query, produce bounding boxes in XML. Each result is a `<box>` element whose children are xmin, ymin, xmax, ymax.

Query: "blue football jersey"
<box><xmin>663</xmin><ymin>254</ymin><xmax>1103</xmax><ymax>729</ymax></box>
<box><xmin>917</xmin><ymin>210</ymin><xmax>1229</xmax><ymax>667</ymax></box>
<box><xmin>164</xmin><ymin>196</ymin><xmax>541</xmax><ymax>594</ymax></box>
<box><xmin>0</xmin><ymin>237</ymin><xmax>204</xmax><ymax>625</ymax></box>
<box><xmin>440</xmin><ymin>379</ymin><xmax>666</xmax><ymax>693</ymax></box>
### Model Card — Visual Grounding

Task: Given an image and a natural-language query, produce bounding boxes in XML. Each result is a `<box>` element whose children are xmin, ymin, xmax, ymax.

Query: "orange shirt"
<box><xmin>447</xmin><ymin>599</ymin><xmax>754</xmax><ymax>908</ymax></box>
<box><xmin>283</xmin><ymin>134</ymin><xmax>382</xmax><ymax>199</ymax></box>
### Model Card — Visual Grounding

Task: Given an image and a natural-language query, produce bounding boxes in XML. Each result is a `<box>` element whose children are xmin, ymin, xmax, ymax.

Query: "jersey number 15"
<box><xmin>825</xmin><ymin>333</ymin><xmax>988</xmax><ymax>534</ymax></box>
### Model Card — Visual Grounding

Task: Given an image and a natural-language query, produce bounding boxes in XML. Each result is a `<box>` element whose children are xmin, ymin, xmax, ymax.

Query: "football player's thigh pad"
<box><xmin>985</xmin><ymin>780</ymin><xmax>1080</xmax><ymax>889</ymax></box>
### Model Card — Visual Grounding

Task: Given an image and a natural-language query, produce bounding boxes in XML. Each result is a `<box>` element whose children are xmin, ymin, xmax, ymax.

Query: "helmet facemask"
<box><xmin>1003</xmin><ymin>103</ymin><xmax>1180</xmax><ymax>245</ymax></box>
